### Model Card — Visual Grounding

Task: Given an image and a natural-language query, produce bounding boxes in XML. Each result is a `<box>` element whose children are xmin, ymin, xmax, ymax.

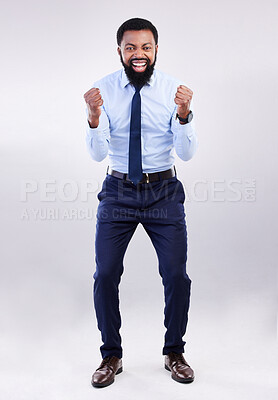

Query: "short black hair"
<box><xmin>117</xmin><ymin>17</ymin><xmax>158</xmax><ymax>46</ymax></box>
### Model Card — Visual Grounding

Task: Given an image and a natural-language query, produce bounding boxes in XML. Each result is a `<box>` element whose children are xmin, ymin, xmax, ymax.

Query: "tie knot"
<box><xmin>134</xmin><ymin>84</ymin><xmax>143</xmax><ymax>93</ymax></box>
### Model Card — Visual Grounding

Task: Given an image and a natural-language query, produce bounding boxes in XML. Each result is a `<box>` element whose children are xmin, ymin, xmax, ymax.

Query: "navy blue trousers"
<box><xmin>93</xmin><ymin>172</ymin><xmax>191</xmax><ymax>359</ymax></box>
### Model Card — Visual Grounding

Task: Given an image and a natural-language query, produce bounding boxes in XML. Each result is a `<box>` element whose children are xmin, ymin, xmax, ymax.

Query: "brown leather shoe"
<box><xmin>165</xmin><ymin>352</ymin><xmax>194</xmax><ymax>383</ymax></box>
<box><xmin>91</xmin><ymin>356</ymin><xmax>123</xmax><ymax>388</ymax></box>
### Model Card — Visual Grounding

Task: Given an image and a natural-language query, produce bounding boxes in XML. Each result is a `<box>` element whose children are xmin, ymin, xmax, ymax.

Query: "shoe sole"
<box><xmin>165</xmin><ymin>364</ymin><xmax>194</xmax><ymax>383</ymax></box>
<box><xmin>91</xmin><ymin>366</ymin><xmax>123</xmax><ymax>388</ymax></box>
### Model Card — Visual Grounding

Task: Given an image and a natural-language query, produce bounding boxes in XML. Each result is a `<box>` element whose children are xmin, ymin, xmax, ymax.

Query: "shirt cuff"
<box><xmin>172</xmin><ymin>117</ymin><xmax>195</xmax><ymax>140</ymax></box>
<box><xmin>86</xmin><ymin>123</ymin><xmax>104</xmax><ymax>138</ymax></box>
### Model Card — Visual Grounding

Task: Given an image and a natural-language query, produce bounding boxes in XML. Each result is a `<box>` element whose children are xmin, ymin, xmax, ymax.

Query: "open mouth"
<box><xmin>130</xmin><ymin>59</ymin><xmax>148</xmax><ymax>72</ymax></box>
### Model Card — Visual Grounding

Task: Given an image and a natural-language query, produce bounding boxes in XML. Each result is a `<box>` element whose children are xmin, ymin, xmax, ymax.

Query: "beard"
<box><xmin>120</xmin><ymin>51</ymin><xmax>157</xmax><ymax>87</ymax></box>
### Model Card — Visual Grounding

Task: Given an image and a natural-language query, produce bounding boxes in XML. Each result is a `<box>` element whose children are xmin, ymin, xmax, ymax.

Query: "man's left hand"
<box><xmin>174</xmin><ymin>85</ymin><xmax>193</xmax><ymax>119</ymax></box>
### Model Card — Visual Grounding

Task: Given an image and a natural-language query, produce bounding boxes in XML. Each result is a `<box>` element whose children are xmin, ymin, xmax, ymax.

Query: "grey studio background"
<box><xmin>1</xmin><ymin>0</ymin><xmax>277</xmax><ymax>399</ymax></box>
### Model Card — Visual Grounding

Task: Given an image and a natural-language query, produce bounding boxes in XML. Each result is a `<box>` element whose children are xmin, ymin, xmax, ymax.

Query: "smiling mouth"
<box><xmin>130</xmin><ymin>60</ymin><xmax>148</xmax><ymax>72</ymax></box>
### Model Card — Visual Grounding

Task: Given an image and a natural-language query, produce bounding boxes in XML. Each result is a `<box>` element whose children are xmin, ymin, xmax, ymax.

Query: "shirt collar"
<box><xmin>120</xmin><ymin>68</ymin><xmax>156</xmax><ymax>89</ymax></box>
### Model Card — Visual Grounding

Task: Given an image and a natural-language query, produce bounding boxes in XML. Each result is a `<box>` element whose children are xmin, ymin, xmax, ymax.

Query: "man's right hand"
<box><xmin>83</xmin><ymin>88</ymin><xmax>103</xmax><ymax>128</ymax></box>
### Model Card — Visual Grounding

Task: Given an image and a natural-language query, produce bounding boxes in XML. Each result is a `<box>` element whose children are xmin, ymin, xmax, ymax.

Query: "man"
<box><xmin>84</xmin><ymin>17</ymin><xmax>198</xmax><ymax>388</ymax></box>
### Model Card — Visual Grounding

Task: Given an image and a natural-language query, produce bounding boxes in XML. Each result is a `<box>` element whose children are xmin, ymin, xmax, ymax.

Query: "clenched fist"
<box><xmin>83</xmin><ymin>87</ymin><xmax>103</xmax><ymax>128</ymax></box>
<box><xmin>174</xmin><ymin>85</ymin><xmax>193</xmax><ymax>120</ymax></box>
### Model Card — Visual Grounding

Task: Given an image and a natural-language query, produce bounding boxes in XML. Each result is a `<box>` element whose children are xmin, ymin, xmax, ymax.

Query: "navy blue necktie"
<box><xmin>128</xmin><ymin>85</ymin><xmax>143</xmax><ymax>185</ymax></box>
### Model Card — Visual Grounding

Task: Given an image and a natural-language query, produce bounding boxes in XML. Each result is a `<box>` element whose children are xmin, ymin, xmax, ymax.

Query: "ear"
<box><xmin>117</xmin><ymin>47</ymin><xmax>121</xmax><ymax>56</ymax></box>
<box><xmin>155</xmin><ymin>44</ymin><xmax>158</xmax><ymax>53</ymax></box>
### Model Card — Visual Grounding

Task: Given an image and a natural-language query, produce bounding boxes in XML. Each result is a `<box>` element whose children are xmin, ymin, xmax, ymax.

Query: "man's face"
<box><xmin>117</xmin><ymin>29</ymin><xmax>158</xmax><ymax>87</ymax></box>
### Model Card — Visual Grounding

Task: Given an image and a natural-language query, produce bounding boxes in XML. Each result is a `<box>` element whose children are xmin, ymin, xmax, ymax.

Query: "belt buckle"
<box><xmin>145</xmin><ymin>173</ymin><xmax>149</xmax><ymax>184</ymax></box>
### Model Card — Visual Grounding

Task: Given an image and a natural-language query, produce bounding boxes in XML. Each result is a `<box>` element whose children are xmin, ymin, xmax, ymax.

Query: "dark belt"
<box><xmin>107</xmin><ymin>166</ymin><xmax>176</xmax><ymax>184</ymax></box>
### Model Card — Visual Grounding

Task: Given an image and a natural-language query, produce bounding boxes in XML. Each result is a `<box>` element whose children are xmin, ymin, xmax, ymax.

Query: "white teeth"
<box><xmin>132</xmin><ymin>62</ymin><xmax>146</xmax><ymax>67</ymax></box>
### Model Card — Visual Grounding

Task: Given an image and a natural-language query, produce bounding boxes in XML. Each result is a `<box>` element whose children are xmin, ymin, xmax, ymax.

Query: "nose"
<box><xmin>134</xmin><ymin>48</ymin><xmax>144</xmax><ymax>58</ymax></box>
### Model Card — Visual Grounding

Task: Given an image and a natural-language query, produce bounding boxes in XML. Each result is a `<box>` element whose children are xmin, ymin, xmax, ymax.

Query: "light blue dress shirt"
<box><xmin>86</xmin><ymin>68</ymin><xmax>198</xmax><ymax>173</ymax></box>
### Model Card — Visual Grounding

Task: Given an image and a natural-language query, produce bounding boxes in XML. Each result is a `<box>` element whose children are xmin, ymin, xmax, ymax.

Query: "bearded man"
<box><xmin>84</xmin><ymin>17</ymin><xmax>198</xmax><ymax>388</ymax></box>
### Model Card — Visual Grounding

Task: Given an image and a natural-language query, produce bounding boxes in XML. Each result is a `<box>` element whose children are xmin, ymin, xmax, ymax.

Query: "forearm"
<box><xmin>85</xmin><ymin>106</ymin><xmax>110</xmax><ymax>162</ymax></box>
<box><xmin>88</xmin><ymin>116</ymin><xmax>100</xmax><ymax>129</ymax></box>
<box><xmin>173</xmin><ymin>122</ymin><xmax>198</xmax><ymax>161</ymax></box>
<box><xmin>86</xmin><ymin>126</ymin><xmax>109</xmax><ymax>162</ymax></box>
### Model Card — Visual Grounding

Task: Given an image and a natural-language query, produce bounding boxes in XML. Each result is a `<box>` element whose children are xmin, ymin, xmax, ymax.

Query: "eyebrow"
<box><xmin>125</xmin><ymin>42</ymin><xmax>153</xmax><ymax>47</ymax></box>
